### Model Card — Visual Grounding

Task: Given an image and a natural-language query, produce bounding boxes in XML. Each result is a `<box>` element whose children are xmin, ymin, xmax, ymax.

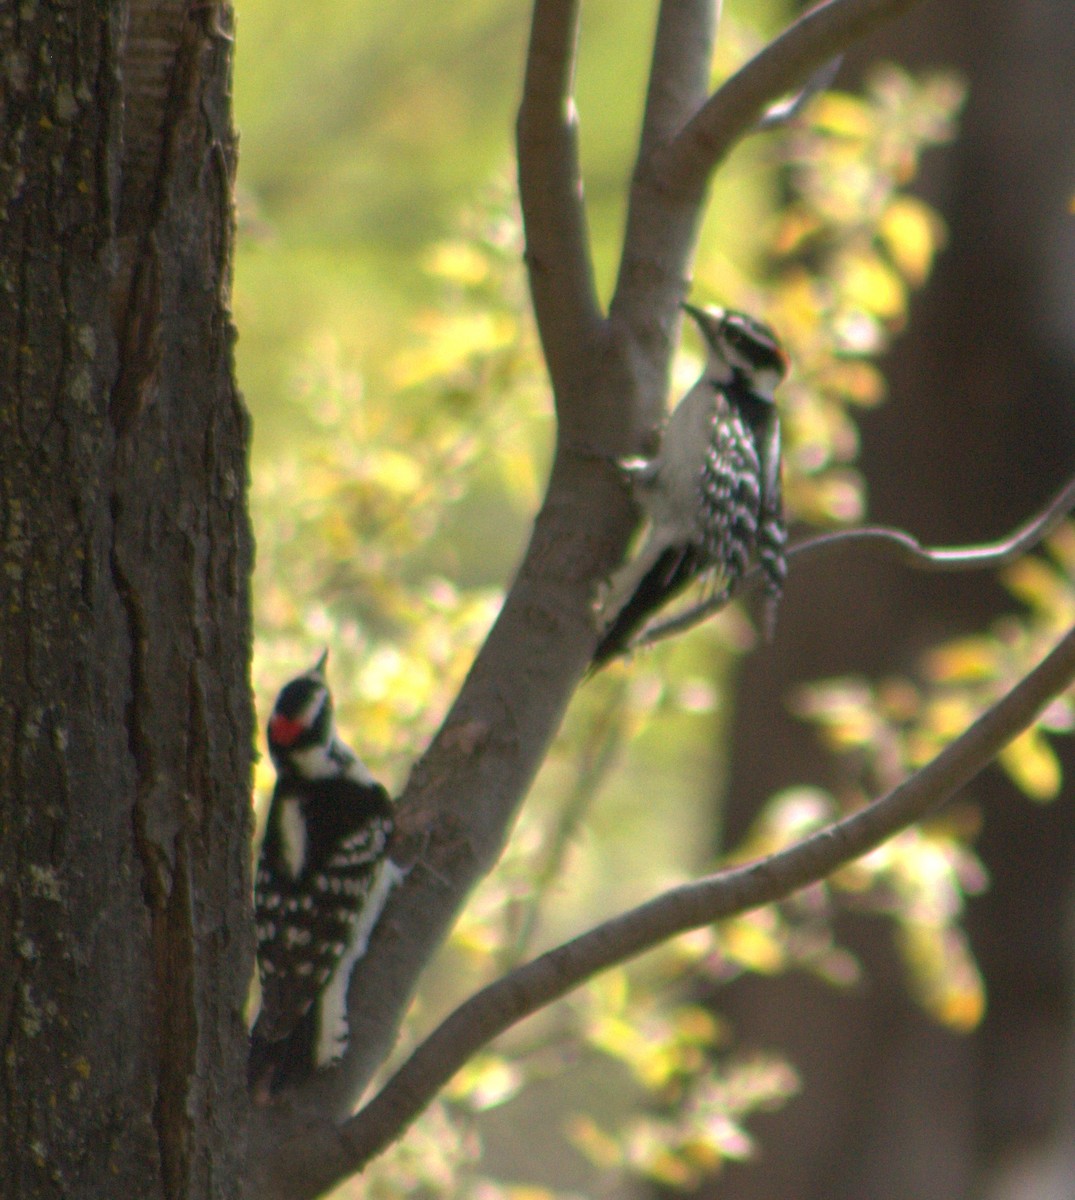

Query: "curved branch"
<box><xmin>517</xmin><ymin>0</ymin><xmax>605</xmax><ymax>411</ymax></box>
<box><xmin>660</xmin><ymin>0</ymin><xmax>929</xmax><ymax>197</ymax></box>
<box><xmin>326</xmin><ymin>621</ymin><xmax>1075</xmax><ymax>1183</ymax></box>
<box><xmin>635</xmin><ymin>471</ymin><xmax>1075</xmax><ymax>651</ymax></box>
<box><xmin>790</xmin><ymin>473</ymin><xmax>1075</xmax><ymax>571</ymax></box>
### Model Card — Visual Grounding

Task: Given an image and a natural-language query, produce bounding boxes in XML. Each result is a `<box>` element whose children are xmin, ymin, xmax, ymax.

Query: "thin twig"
<box><xmin>500</xmin><ymin>677</ymin><xmax>631</xmax><ymax>970</ymax></box>
<box><xmin>756</xmin><ymin>54</ymin><xmax>844</xmax><ymax>130</ymax></box>
<box><xmin>331</xmin><ymin>622</ymin><xmax>1075</xmax><ymax>1179</ymax></box>
<box><xmin>633</xmin><ymin>472</ymin><xmax>1075</xmax><ymax>652</ymax></box>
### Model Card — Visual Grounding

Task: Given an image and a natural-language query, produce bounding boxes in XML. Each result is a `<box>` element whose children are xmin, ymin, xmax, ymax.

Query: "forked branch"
<box><xmin>247</xmin><ymin>2</ymin><xmax>949</xmax><ymax>1196</ymax></box>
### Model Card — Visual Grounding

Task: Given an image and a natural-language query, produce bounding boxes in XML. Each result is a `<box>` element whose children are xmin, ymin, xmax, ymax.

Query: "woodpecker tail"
<box><xmin>248</xmin><ymin>1010</ymin><xmax>317</xmax><ymax>1103</ymax></box>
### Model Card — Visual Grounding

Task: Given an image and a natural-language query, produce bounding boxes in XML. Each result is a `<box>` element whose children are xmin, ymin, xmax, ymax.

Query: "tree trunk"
<box><xmin>0</xmin><ymin>4</ymin><xmax>254</xmax><ymax>1198</ymax></box>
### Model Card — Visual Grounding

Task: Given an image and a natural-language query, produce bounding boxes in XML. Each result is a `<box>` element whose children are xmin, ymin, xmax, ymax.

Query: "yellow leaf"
<box><xmin>377</xmin><ymin>451</ymin><xmax>425</xmax><ymax>497</ymax></box>
<box><xmin>771</xmin><ymin>210</ymin><xmax>822</xmax><ymax>256</ymax></box>
<box><xmin>673</xmin><ymin>1005</ymin><xmax>721</xmax><ymax>1046</ymax></box>
<box><xmin>566</xmin><ymin>1115</ymin><xmax>622</xmax><ymax>1169</ymax></box>
<box><xmin>999</xmin><ymin>727</ymin><xmax>1062</xmax><ymax>801</ymax></box>
<box><xmin>423</xmin><ymin>240</ymin><xmax>489</xmax><ymax>286</ymax></box>
<box><xmin>824</xmin><ymin>359</ymin><xmax>887</xmax><ymax>407</ymax></box>
<box><xmin>588</xmin><ymin>1014</ymin><xmax>650</xmax><ymax>1065</ymax></box>
<box><xmin>719</xmin><ymin>915</ymin><xmax>785</xmax><ymax>974</ymax></box>
<box><xmin>807</xmin><ymin>471</ymin><xmax>866</xmax><ymax>523</ymax></box>
<box><xmin>1004</xmin><ymin>555</ymin><xmax>1075</xmax><ymax>624</ymax></box>
<box><xmin>638</xmin><ymin>1147</ymin><xmax>695</xmax><ymax>1187</ymax></box>
<box><xmin>445</xmin><ymin>1055</ymin><xmax>523</xmax><ymax>1111</ymax></box>
<box><xmin>901</xmin><ymin>925</ymin><xmax>985</xmax><ymax>1032</ymax></box>
<box><xmin>925</xmin><ymin>694</ymin><xmax>977</xmax><ymax>740</ymax></box>
<box><xmin>1046</xmin><ymin>521</ymin><xmax>1075</xmax><ymax>574</ymax></box>
<box><xmin>810</xmin><ymin>91</ymin><xmax>872</xmax><ymax>138</ymax></box>
<box><xmin>880</xmin><ymin>196</ymin><xmax>942</xmax><ymax>285</ymax></box>
<box><xmin>837</xmin><ymin>253</ymin><xmax>907</xmax><ymax>320</ymax></box>
<box><xmin>925</xmin><ymin>637</ymin><xmax>998</xmax><ymax>683</ymax></box>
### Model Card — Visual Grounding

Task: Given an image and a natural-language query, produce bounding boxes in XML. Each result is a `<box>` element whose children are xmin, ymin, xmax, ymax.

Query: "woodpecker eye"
<box><xmin>722</xmin><ymin>317</ymin><xmax>786</xmax><ymax>377</ymax></box>
<box><xmin>722</xmin><ymin>324</ymin><xmax>751</xmax><ymax>352</ymax></box>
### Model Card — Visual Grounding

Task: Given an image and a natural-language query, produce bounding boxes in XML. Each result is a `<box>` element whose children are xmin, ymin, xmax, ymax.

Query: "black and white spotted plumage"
<box><xmin>594</xmin><ymin>305</ymin><xmax>788</xmax><ymax>666</ymax></box>
<box><xmin>249</xmin><ymin>652</ymin><xmax>400</xmax><ymax>1098</ymax></box>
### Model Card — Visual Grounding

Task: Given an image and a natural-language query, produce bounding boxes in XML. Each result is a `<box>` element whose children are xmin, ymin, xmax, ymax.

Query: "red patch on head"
<box><xmin>269</xmin><ymin>713</ymin><xmax>306</xmax><ymax>748</ymax></box>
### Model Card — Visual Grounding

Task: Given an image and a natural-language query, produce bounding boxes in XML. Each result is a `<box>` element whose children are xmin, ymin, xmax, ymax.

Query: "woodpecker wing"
<box><xmin>699</xmin><ymin>397</ymin><xmax>763</xmax><ymax>585</ymax></box>
<box><xmin>593</xmin><ymin>543</ymin><xmax>709</xmax><ymax>666</ymax></box>
<box><xmin>253</xmin><ymin>777</ymin><xmax>393</xmax><ymax>1045</ymax></box>
<box><xmin>755</xmin><ymin>409</ymin><xmax>787</xmax><ymax>599</ymax></box>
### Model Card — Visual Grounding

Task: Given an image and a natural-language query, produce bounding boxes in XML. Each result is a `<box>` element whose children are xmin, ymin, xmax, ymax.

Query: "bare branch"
<box><xmin>660</xmin><ymin>0</ymin><xmax>929</xmax><ymax>197</ymax></box>
<box><xmin>601</xmin><ymin>0</ymin><xmax>719</xmax><ymax>452</ymax></box>
<box><xmin>635</xmin><ymin>471</ymin><xmax>1075</xmax><ymax>651</ymax></box>
<box><xmin>517</xmin><ymin>0</ymin><xmax>605</xmax><ymax>413</ymax></box>
<box><xmin>638</xmin><ymin>0</ymin><xmax>721</xmax><ymax>158</ymax></box>
<box><xmin>325</xmin><ymin>621</ymin><xmax>1075</xmax><ymax>1184</ymax></box>
<box><xmin>789</xmin><ymin>472</ymin><xmax>1075</xmax><ymax>571</ymax></box>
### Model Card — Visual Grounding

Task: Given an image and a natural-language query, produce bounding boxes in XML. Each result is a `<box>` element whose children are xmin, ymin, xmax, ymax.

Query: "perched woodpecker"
<box><xmin>594</xmin><ymin>304</ymin><xmax>789</xmax><ymax>666</ymax></box>
<box><xmin>249</xmin><ymin>651</ymin><xmax>401</xmax><ymax>1098</ymax></box>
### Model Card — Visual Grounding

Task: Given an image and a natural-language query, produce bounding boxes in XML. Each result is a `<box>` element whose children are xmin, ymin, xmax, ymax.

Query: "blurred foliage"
<box><xmin>250</xmin><ymin>175</ymin><xmax>549</xmax><ymax>797</ymax></box>
<box><xmin>237</xmin><ymin>4</ymin><xmax>1070</xmax><ymax>1197</ymax></box>
<box><xmin>795</xmin><ymin>526</ymin><xmax>1075</xmax><ymax>806</ymax></box>
<box><xmin>786</xmin><ymin>524</ymin><xmax>1075</xmax><ymax>1032</ymax></box>
<box><xmin>760</xmin><ymin>66</ymin><xmax>964</xmax><ymax>528</ymax></box>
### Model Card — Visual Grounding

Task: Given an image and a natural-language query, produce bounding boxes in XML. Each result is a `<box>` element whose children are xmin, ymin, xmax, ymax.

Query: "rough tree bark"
<box><xmin>0</xmin><ymin>3</ymin><xmax>253</xmax><ymax>1198</ymax></box>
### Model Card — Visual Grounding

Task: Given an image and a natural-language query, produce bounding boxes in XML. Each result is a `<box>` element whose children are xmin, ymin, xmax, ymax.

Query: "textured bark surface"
<box><xmin>0</xmin><ymin>3</ymin><xmax>253</xmax><ymax>1198</ymax></box>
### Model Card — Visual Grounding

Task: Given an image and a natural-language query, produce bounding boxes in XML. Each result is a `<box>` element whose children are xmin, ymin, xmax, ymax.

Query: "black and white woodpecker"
<box><xmin>248</xmin><ymin>651</ymin><xmax>402</xmax><ymax>1099</ymax></box>
<box><xmin>593</xmin><ymin>304</ymin><xmax>789</xmax><ymax>666</ymax></box>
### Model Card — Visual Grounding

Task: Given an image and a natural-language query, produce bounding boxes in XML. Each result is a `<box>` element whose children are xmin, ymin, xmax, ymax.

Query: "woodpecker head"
<box><xmin>683</xmin><ymin>303</ymin><xmax>788</xmax><ymax>400</ymax></box>
<box><xmin>267</xmin><ymin>650</ymin><xmax>335</xmax><ymax>776</ymax></box>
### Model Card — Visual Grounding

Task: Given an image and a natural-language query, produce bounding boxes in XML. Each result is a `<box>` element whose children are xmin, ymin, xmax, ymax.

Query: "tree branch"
<box><xmin>638</xmin><ymin>0</ymin><xmax>721</xmax><ymax>159</ymax></box>
<box><xmin>605</xmin><ymin>0</ymin><xmax>717</xmax><ymax>451</ymax></box>
<box><xmin>517</xmin><ymin>0</ymin><xmax>605</xmax><ymax>417</ymax></box>
<box><xmin>660</xmin><ymin>0</ymin><xmax>930</xmax><ymax>197</ymax></box>
<box><xmin>317</xmin><ymin>621</ymin><xmax>1075</xmax><ymax>1189</ymax></box>
<box><xmin>635</xmin><ymin>471</ymin><xmax>1075</xmax><ymax>650</ymax></box>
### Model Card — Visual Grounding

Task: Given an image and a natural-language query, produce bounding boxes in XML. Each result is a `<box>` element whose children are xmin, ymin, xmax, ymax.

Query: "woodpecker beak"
<box><xmin>312</xmin><ymin>648</ymin><xmax>329</xmax><ymax>679</ymax></box>
<box><xmin>682</xmin><ymin>301</ymin><xmax>721</xmax><ymax>321</ymax></box>
<box><xmin>681</xmin><ymin>301</ymin><xmax>726</xmax><ymax>342</ymax></box>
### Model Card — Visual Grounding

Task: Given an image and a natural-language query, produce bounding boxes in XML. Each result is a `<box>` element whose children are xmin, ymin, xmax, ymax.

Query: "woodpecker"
<box><xmin>594</xmin><ymin>304</ymin><xmax>789</xmax><ymax>666</ymax></box>
<box><xmin>249</xmin><ymin>651</ymin><xmax>401</xmax><ymax>1098</ymax></box>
